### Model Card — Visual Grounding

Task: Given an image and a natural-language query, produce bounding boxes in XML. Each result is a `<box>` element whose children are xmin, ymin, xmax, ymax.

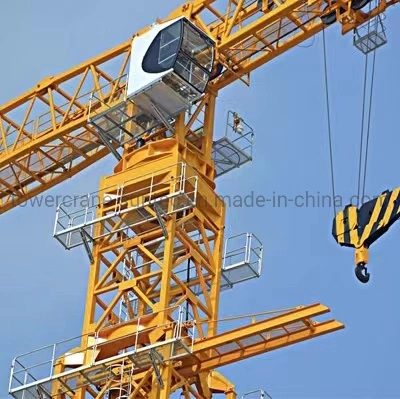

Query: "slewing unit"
<box><xmin>127</xmin><ymin>16</ymin><xmax>215</xmax><ymax>119</ymax></box>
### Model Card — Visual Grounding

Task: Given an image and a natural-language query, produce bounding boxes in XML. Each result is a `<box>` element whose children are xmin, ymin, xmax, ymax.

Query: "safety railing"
<box><xmin>9</xmin><ymin>305</ymin><xmax>195</xmax><ymax>399</ymax></box>
<box><xmin>88</xmin><ymin>84</ymin><xmax>162</xmax><ymax>151</ymax></box>
<box><xmin>221</xmin><ymin>232</ymin><xmax>263</xmax><ymax>288</ymax></box>
<box><xmin>4</xmin><ymin>75</ymin><xmax>128</xmax><ymax>153</ymax></box>
<box><xmin>225</xmin><ymin>110</ymin><xmax>254</xmax><ymax>156</ymax></box>
<box><xmin>212</xmin><ymin>110</ymin><xmax>255</xmax><ymax>177</ymax></box>
<box><xmin>353</xmin><ymin>15</ymin><xmax>387</xmax><ymax>54</ymax></box>
<box><xmin>172</xmin><ymin>307</ymin><xmax>196</xmax><ymax>358</ymax></box>
<box><xmin>9</xmin><ymin>332</ymin><xmax>92</xmax><ymax>397</ymax></box>
<box><xmin>53</xmin><ymin>162</ymin><xmax>198</xmax><ymax>249</ymax></box>
<box><xmin>242</xmin><ymin>389</ymin><xmax>273</xmax><ymax>399</ymax></box>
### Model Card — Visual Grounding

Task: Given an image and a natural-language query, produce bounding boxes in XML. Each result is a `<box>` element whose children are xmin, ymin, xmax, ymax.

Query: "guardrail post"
<box><xmin>50</xmin><ymin>344</ymin><xmax>56</xmax><ymax>378</ymax></box>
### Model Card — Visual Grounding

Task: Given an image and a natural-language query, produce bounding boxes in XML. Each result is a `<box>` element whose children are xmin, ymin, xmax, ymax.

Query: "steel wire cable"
<box><xmin>362</xmin><ymin>48</ymin><xmax>377</xmax><ymax>201</ymax></box>
<box><xmin>322</xmin><ymin>27</ymin><xmax>337</xmax><ymax>216</ymax></box>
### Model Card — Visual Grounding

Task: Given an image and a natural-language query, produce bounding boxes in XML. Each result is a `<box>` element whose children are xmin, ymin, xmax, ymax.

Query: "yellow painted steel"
<box><xmin>0</xmin><ymin>0</ymin><xmax>398</xmax><ymax>214</ymax></box>
<box><xmin>3</xmin><ymin>0</ymin><xmax>399</xmax><ymax>397</ymax></box>
<box><xmin>43</xmin><ymin>97</ymin><xmax>344</xmax><ymax>396</ymax></box>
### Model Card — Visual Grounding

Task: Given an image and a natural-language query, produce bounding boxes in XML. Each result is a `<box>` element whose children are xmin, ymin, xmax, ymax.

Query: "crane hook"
<box><xmin>355</xmin><ymin>262</ymin><xmax>370</xmax><ymax>283</ymax></box>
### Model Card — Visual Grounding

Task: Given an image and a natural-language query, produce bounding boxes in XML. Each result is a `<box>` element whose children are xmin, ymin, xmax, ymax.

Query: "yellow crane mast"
<box><xmin>2</xmin><ymin>0</ymin><xmax>398</xmax><ymax>398</ymax></box>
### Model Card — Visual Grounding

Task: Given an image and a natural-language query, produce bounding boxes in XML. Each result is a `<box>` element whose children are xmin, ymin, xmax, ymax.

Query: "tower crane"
<box><xmin>2</xmin><ymin>0</ymin><xmax>398</xmax><ymax>398</ymax></box>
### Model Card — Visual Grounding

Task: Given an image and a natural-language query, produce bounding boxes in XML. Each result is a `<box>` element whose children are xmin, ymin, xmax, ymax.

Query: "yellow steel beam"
<box><xmin>186</xmin><ymin>303</ymin><xmax>339</xmax><ymax>354</ymax></box>
<box><xmin>0</xmin><ymin>44</ymin><xmax>131</xmax><ymax>213</ymax></box>
<box><xmin>0</xmin><ymin>0</ymin><xmax>398</xmax><ymax>214</ymax></box>
<box><xmin>9</xmin><ymin>303</ymin><xmax>342</xmax><ymax>398</ymax></box>
<box><xmin>185</xmin><ymin>318</ymin><xmax>343</xmax><ymax>372</ymax></box>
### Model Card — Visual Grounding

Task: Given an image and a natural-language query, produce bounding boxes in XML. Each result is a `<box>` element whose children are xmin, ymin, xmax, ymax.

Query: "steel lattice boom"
<box><xmin>3</xmin><ymin>0</ymin><xmax>399</xmax><ymax>398</ymax></box>
<box><xmin>0</xmin><ymin>0</ymin><xmax>398</xmax><ymax>214</ymax></box>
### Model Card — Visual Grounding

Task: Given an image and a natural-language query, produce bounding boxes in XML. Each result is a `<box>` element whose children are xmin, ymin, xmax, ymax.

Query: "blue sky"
<box><xmin>1</xmin><ymin>1</ymin><xmax>400</xmax><ymax>398</ymax></box>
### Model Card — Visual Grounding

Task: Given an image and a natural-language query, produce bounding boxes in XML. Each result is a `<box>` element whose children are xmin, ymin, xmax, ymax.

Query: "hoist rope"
<box><xmin>322</xmin><ymin>28</ymin><xmax>337</xmax><ymax>216</ymax></box>
<box><xmin>356</xmin><ymin>5</ymin><xmax>377</xmax><ymax>206</ymax></box>
<box><xmin>323</xmin><ymin>19</ymin><xmax>377</xmax><ymax>213</ymax></box>
<box><xmin>362</xmin><ymin>48</ymin><xmax>377</xmax><ymax>201</ymax></box>
<box><xmin>356</xmin><ymin>52</ymin><xmax>370</xmax><ymax>207</ymax></box>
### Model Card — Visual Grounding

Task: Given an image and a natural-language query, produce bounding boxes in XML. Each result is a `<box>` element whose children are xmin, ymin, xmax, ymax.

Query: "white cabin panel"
<box><xmin>126</xmin><ymin>17</ymin><xmax>183</xmax><ymax>98</ymax></box>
